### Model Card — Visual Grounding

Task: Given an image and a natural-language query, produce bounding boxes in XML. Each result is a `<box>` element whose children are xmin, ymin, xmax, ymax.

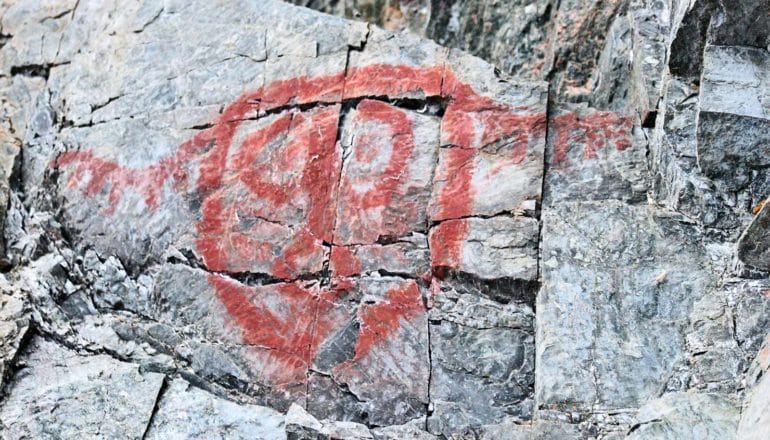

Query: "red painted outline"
<box><xmin>53</xmin><ymin>63</ymin><xmax>549</xmax><ymax>387</ymax></box>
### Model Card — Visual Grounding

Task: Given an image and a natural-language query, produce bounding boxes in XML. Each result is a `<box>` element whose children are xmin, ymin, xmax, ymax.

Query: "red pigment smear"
<box><xmin>260</xmin><ymin>71</ymin><xmax>346</xmax><ymax>111</ymax></box>
<box><xmin>350</xmin><ymin>279</ymin><xmax>425</xmax><ymax>361</ymax></box>
<box><xmin>51</xmin><ymin>63</ymin><xmax>545</xmax><ymax>386</ymax></box>
<box><xmin>352</xmin><ymin>100</ymin><xmax>414</xmax><ymax>210</ymax></box>
<box><xmin>195</xmin><ymin>106</ymin><xmax>341</xmax><ymax>277</ymax></box>
<box><xmin>344</xmin><ymin>64</ymin><xmax>443</xmax><ymax>100</ymax></box>
<box><xmin>330</xmin><ymin>246</ymin><xmax>362</xmax><ymax>278</ymax></box>
<box><xmin>441</xmin><ymin>71</ymin><xmax>547</xmax><ymax>151</ymax></box>
<box><xmin>429</xmin><ymin>219</ymin><xmax>469</xmax><ymax>279</ymax></box>
<box><xmin>207</xmin><ymin>274</ymin><xmax>345</xmax><ymax>387</ymax></box>
<box><xmin>433</xmin><ymin>71</ymin><xmax>547</xmax><ymax>221</ymax></box>
<box><xmin>334</xmin><ymin>100</ymin><xmax>418</xmax><ymax>244</ymax></box>
<box><xmin>550</xmin><ymin>111</ymin><xmax>633</xmax><ymax>167</ymax></box>
<box><xmin>431</xmin><ymin>147</ymin><xmax>476</xmax><ymax>221</ymax></box>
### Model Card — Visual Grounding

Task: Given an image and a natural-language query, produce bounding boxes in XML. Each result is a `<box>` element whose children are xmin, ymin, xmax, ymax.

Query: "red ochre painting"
<box><xmin>53</xmin><ymin>63</ymin><xmax>631</xmax><ymax>389</ymax></box>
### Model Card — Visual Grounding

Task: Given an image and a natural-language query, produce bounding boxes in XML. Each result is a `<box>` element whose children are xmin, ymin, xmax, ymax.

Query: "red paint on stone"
<box><xmin>344</xmin><ymin>64</ymin><xmax>443</xmax><ymax>100</ymax></box>
<box><xmin>433</xmin><ymin>73</ymin><xmax>546</xmax><ymax>221</ymax></box>
<box><xmin>207</xmin><ymin>274</ymin><xmax>316</xmax><ymax>385</ymax></box>
<box><xmin>551</xmin><ymin>111</ymin><xmax>633</xmax><ymax>167</ymax></box>
<box><xmin>191</xmin><ymin>106</ymin><xmax>341</xmax><ymax>277</ymax></box>
<box><xmin>334</xmin><ymin>100</ymin><xmax>424</xmax><ymax>244</ymax></box>
<box><xmin>260</xmin><ymin>71</ymin><xmax>346</xmax><ymax>110</ymax></box>
<box><xmin>429</xmin><ymin>219</ymin><xmax>469</xmax><ymax>278</ymax></box>
<box><xmin>52</xmin><ymin>63</ymin><xmax>545</xmax><ymax>387</ymax></box>
<box><xmin>207</xmin><ymin>274</ymin><xmax>351</xmax><ymax>387</ymax></box>
<box><xmin>431</xmin><ymin>147</ymin><xmax>476</xmax><ymax>220</ymax></box>
<box><xmin>441</xmin><ymin>72</ymin><xmax>547</xmax><ymax>151</ymax></box>
<box><xmin>350</xmin><ymin>279</ymin><xmax>424</xmax><ymax>361</ymax></box>
<box><xmin>330</xmin><ymin>246</ymin><xmax>362</xmax><ymax>278</ymax></box>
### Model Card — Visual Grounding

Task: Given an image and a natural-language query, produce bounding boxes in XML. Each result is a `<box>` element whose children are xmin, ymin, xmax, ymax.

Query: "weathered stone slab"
<box><xmin>0</xmin><ymin>278</ymin><xmax>29</xmax><ymax>390</ymax></box>
<box><xmin>545</xmin><ymin>104</ymin><xmax>646</xmax><ymax>204</ymax></box>
<box><xmin>628</xmin><ymin>0</ymin><xmax>670</xmax><ymax>122</ymax></box>
<box><xmin>334</xmin><ymin>100</ymin><xmax>439</xmax><ymax>245</ymax></box>
<box><xmin>537</xmin><ymin>201</ymin><xmax>716</xmax><ymax>410</ymax></box>
<box><xmin>310</xmin><ymin>276</ymin><xmax>429</xmax><ymax>426</ymax></box>
<box><xmin>685</xmin><ymin>292</ymin><xmax>743</xmax><ymax>391</ymax></box>
<box><xmin>428</xmin><ymin>280</ymin><xmax>535</xmax><ymax>436</ymax></box>
<box><xmin>0</xmin><ymin>127</ymin><xmax>19</xmax><ymax>262</ymax></box>
<box><xmin>738</xmin><ymin>335</ymin><xmax>770</xmax><ymax>440</ymax></box>
<box><xmin>737</xmin><ymin>201</ymin><xmax>770</xmax><ymax>270</ymax></box>
<box><xmin>330</xmin><ymin>233</ymin><xmax>430</xmax><ymax>278</ymax></box>
<box><xmin>4</xmin><ymin>0</ymin><xmax>568</xmax><ymax>434</ymax></box>
<box><xmin>430</xmin><ymin>50</ymin><xmax>547</xmax><ymax>220</ymax></box>
<box><xmin>649</xmin><ymin>78</ymin><xmax>738</xmax><ymax>229</ymax></box>
<box><xmin>285</xmin><ymin>403</ymin><xmax>376</xmax><ymax>440</ymax></box>
<box><xmin>697</xmin><ymin>45</ymin><xmax>770</xmax><ymax>200</ymax></box>
<box><xmin>627</xmin><ymin>393</ymin><xmax>740</xmax><ymax>440</ymax></box>
<box><xmin>344</xmin><ymin>27</ymin><xmax>447</xmax><ymax>101</ymax></box>
<box><xmin>429</xmin><ymin>216</ymin><xmax>538</xmax><ymax>281</ymax></box>
<box><xmin>708</xmin><ymin>0</ymin><xmax>770</xmax><ymax>49</ymax></box>
<box><xmin>479</xmin><ymin>419</ymin><xmax>581</xmax><ymax>439</ymax></box>
<box><xmin>194</xmin><ymin>105</ymin><xmax>342</xmax><ymax>279</ymax></box>
<box><xmin>144</xmin><ymin>379</ymin><xmax>285</xmax><ymax>440</ymax></box>
<box><xmin>0</xmin><ymin>337</ymin><xmax>164</xmax><ymax>439</ymax></box>
<box><xmin>735</xmin><ymin>297</ymin><xmax>770</xmax><ymax>374</ymax></box>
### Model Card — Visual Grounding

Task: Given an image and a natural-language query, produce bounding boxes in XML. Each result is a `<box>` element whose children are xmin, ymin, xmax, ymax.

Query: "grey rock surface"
<box><xmin>696</xmin><ymin>45</ymin><xmax>770</xmax><ymax>206</ymax></box>
<box><xmin>737</xmin><ymin>202</ymin><xmax>770</xmax><ymax>269</ymax></box>
<box><xmin>0</xmin><ymin>0</ymin><xmax>769</xmax><ymax>439</ymax></box>
<box><xmin>144</xmin><ymin>379</ymin><xmax>286</xmax><ymax>440</ymax></box>
<box><xmin>428</xmin><ymin>281</ymin><xmax>535</xmax><ymax>436</ymax></box>
<box><xmin>537</xmin><ymin>201</ymin><xmax>719</xmax><ymax>410</ymax></box>
<box><xmin>738</xmin><ymin>335</ymin><xmax>770</xmax><ymax>440</ymax></box>
<box><xmin>626</xmin><ymin>392</ymin><xmax>740</xmax><ymax>439</ymax></box>
<box><xmin>0</xmin><ymin>337</ymin><xmax>164</xmax><ymax>439</ymax></box>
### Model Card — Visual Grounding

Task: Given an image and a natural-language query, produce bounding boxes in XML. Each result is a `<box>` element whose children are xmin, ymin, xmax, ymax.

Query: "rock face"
<box><xmin>0</xmin><ymin>337</ymin><xmax>165</xmax><ymax>439</ymax></box>
<box><xmin>0</xmin><ymin>0</ymin><xmax>768</xmax><ymax>439</ymax></box>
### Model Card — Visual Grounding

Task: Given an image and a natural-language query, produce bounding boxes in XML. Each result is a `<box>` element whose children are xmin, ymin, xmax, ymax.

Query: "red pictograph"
<box><xmin>54</xmin><ymin>63</ymin><xmax>550</xmax><ymax>386</ymax></box>
<box><xmin>550</xmin><ymin>111</ymin><xmax>633</xmax><ymax>166</ymax></box>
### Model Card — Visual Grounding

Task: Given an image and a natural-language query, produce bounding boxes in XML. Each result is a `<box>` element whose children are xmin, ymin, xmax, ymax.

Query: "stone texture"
<box><xmin>429</xmin><ymin>49</ymin><xmax>547</xmax><ymax>220</ymax></box>
<box><xmin>738</xmin><ymin>352</ymin><xmax>770</xmax><ymax>440</ymax></box>
<box><xmin>330</xmin><ymin>233</ymin><xmax>430</xmax><ymax>278</ymax></box>
<box><xmin>545</xmin><ymin>104</ymin><xmax>646</xmax><ymax>204</ymax></box>
<box><xmin>708</xmin><ymin>0</ymin><xmax>770</xmax><ymax>48</ymax></box>
<box><xmin>0</xmin><ymin>277</ymin><xmax>29</xmax><ymax>390</ymax></box>
<box><xmin>427</xmin><ymin>280</ymin><xmax>535</xmax><ymax>436</ymax></box>
<box><xmin>537</xmin><ymin>201</ymin><xmax>718</xmax><ymax>410</ymax></box>
<box><xmin>696</xmin><ymin>45</ymin><xmax>770</xmax><ymax>207</ymax></box>
<box><xmin>738</xmin><ymin>194</ymin><xmax>770</xmax><ymax>269</ymax></box>
<box><xmin>0</xmin><ymin>337</ymin><xmax>164</xmax><ymax>439</ymax></box>
<box><xmin>627</xmin><ymin>392</ymin><xmax>740</xmax><ymax>439</ymax></box>
<box><xmin>429</xmin><ymin>216</ymin><xmax>539</xmax><ymax>282</ymax></box>
<box><xmin>649</xmin><ymin>78</ymin><xmax>738</xmax><ymax>230</ymax></box>
<box><xmin>479</xmin><ymin>419</ymin><xmax>581</xmax><ymax>439</ymax></box>
<box><xmin>309</xmin><ymin>276</ymin><xmax>430</xmax><ymax>427</ymax></box>
<box><xmin>334</xmin><ymin>100</ymin><xmax>439</xmax><ymax>245</ymax></box>
<box><xmin>144</xmin><ymin>379</ymin><xmax>286</xmax><ymax>439</ymax></box>
<box><xmin>2</xmin><ymin>0</ymin><xmax>770</xmax><ymax>438</ymax></box>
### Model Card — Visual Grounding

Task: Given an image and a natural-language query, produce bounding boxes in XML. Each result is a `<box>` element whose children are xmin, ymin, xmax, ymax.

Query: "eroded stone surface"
<box><xmin>310</xmin><ymin>276</ymin><xmax>430</xmax><ymax>426</ymax></box>
<box><xmin>428</xmin><ymin>280</ymin><xmax>535</xmax><ymax>436</ymax></box>
<box><xmin>2</xmin><ymin>0</ymin><xmax>770</xmax><ymax>438</ymax></box>
<box><xmin>537</xmin><ymin>201</ymin><xmax>718</xmax><ymax>410</ymax></box>
<box><xmin>145</xmin><ymin>379</ymin><xmax>286</xmax><ymax>440</ymax></box>
<box><xmin>0</xmin><ymin>1</ymin><xmax>549</xmax><ymax>434</ymax></box>
<box><xmin>738</xmin><ymin>201</ymin><xmax>770</xmax><ymax>269</ymax></box>
<box><xmin>545</xmin><ymin>104</ymin><xmax>646</xmax><ymax>204</ymax></box>
<box><xmin>0</xmin><ymin>337</ymin><xmax>164</xmax><ymax>439</ymax></box>
<box><xmin>697</xmin><ymin>45</ymin><xmax>770</xmax><ymax>206</ymax></box>
<box><xmin>430</xmin><ymin>216</ymin><xmax>539</xmax><ymax>282</ymax></box>
<box><xmin>627</xmin><ymin>393</ymin><xmax>740</xmax><ymax>440</ymax></box>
